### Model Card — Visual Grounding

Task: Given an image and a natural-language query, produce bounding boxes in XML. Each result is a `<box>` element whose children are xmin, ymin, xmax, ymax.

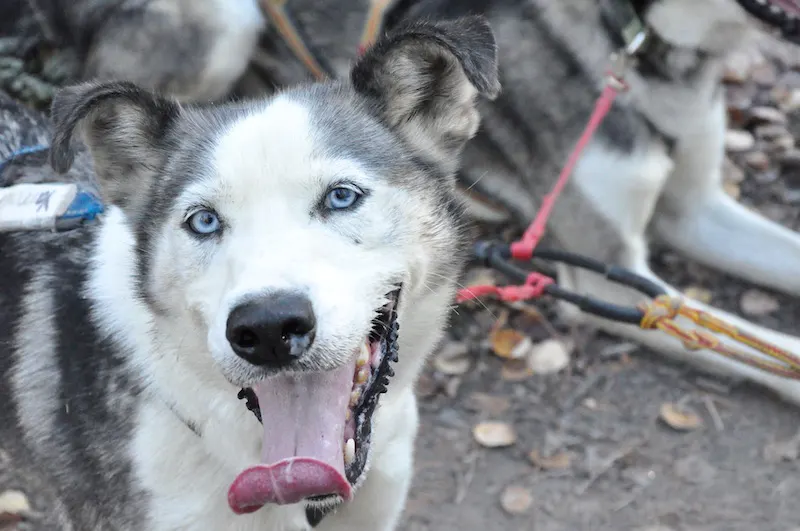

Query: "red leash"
<box><xmin>456</xmin><ymin>75</ymin><xmax>630</xmax><ymax>304</ymax></box>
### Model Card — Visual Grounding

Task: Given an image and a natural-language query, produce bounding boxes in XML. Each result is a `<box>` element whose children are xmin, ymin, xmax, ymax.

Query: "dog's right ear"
<box><xmin>350</xmin><ymin>15</ymin><xmax>500</xmax><ymax>176</ymax></box>
<box><xmin>50</xmin><ymin>81</ymin><xmax>180</xmax><ymax>208</ymax></box>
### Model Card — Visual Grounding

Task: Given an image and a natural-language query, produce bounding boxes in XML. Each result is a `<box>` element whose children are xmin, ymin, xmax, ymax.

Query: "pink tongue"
<box><xmin>227</xmin><ymin>360</ymin><xmax>356</xmax><ymax>515</ymax></box>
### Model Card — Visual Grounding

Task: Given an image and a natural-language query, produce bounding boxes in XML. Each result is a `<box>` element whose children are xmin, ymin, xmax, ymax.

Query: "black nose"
<box><xmin>226</xmin><ymin>291</ymin><xmax>316</xmax><ymax>367</ymax></box>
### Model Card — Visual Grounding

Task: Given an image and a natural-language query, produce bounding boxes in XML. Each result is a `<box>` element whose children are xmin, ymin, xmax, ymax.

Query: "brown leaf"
<box><xmin>500</xmin><ymin>485</ymin><xmax>533</xmax><ymax>514</ymax></box>
<box><xmin>528</xmin><ymin>449</ymin><xmax>572</xmax><ymax>470</ymax></box>
<box><xmin>472</xmin><ymin>421</ymin><xmax>517</xmax><ymax>448</ymax></box>
<box><xmin>659</xmin><ymin>403</ymin><xmax>703</xmax><ymax>431</ymax></box>
<box><xmin>489</xmin><ymin>328</ymin><xmax>526</xmax><ymax>359</ymax></box>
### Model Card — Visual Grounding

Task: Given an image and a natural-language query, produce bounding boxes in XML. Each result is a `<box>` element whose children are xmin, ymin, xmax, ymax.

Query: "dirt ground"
<box><xmin>399</xmin><ymin>36</ymin><xmax>800</xmax><ymax>531</ymax></box>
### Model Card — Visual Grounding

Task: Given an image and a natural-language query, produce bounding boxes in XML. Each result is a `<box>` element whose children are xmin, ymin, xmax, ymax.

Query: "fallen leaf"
<box><xmin>659</xmin><ymin>403</ymin><xmax>703</xmax><ymax>431</ymax></box>
<box><xmin>468</xmin><ymin>392</ymin><xmax>511</xmax><ymax>416</ymax></box>
<box><xmin>432</xmin><ymin>342</ymin><xmax>471</xmax><ymax>376</ymax></box>
<box><xmin>499</xmin><ymin>485</ymin><xmax>533</xmax><ymax>514</ymax></box>
<box><xmin>490</xmin><ymin>328</ymin><xmax>527</xmax><ymax>359</ymax></box>
<box><xmin>527</xmin><ymin>339</ymin><xmax>571</xmax><ymax>374</ymax></box>
<box><xmin>740</xmin><ymin>289</ymin><xmax>780</xmax><ymax>316</ymax></box>
<box><xmin>473</xmin><ymin>421</ymin><xmax>517</xmax><ymax>448</ymax></box>
<box><xmin>500</xmin><ymin>359</ymin><xmax>533</xmax><ymax>381</ymax></box>
<box><xmin>528</xmin><ymin>449</ymin><xmax>572</xmax><ymax>470</ymax></box>
<box><xmin>682</xmin><ymin>286</ymin><xmax>712</xmax><ymax>304</ymax></box>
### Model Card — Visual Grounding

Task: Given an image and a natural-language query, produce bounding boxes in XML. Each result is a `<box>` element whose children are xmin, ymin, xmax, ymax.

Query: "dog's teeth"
<box><xmin>357</xmin><ymin>344</ymin><xmax>370</xmax><ymax>367</ymax></box>
<box><xmin>345</xmin><ymin>410</ymin><xmax>352</xmax><ymax>422</ymax></box>
<box><xmin>350</xmin><ymin>388</ymin><xmax>362</xmax><ymax>406</ymax></box>
<box><xmin>356</xmin><ymin>368</ymin><xmax>369</xmax><ymax>384</ymax></box>
<box><xmin>344</xmin><ymin>438</ymin><xmax>356</xmax><ymax>465</ymax></box>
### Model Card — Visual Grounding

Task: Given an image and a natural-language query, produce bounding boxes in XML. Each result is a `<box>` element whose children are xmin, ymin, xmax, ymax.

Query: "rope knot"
<box><xmin>639</xmin><ymin>295</ymin><xmax>681</xmax><ymax>329</ymax></box>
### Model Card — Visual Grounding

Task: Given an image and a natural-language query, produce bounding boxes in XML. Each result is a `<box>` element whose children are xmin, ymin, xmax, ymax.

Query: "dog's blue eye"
<box><xmin>187</xmin><ymin>209</ymin><xmax>221</xmax><ymax>235</ymax></box>
<box><xmin>325</xmin><ymin>186</ymin><xmax>361</xmax><ymax>210</ymax></box>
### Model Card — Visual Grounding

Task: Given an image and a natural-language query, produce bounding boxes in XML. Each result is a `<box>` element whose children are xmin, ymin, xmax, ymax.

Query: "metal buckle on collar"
<box><xmin>607</xmin><ymin>3</ymin><xmax>650</xmax><ymax>89</ymax></box>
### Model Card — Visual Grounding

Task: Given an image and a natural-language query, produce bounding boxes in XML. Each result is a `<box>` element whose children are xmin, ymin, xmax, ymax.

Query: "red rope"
<box><xmin>456</xmin><ymin>76</ymin><xmax>626</xmax><ymax>304</ymax></box>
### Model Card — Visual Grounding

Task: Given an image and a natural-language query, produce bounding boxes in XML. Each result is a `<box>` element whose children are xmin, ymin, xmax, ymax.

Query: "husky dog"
<box><xmin>0</xmin><ymin>16</ymin><xmax>499</xmax><ymax>530</ymax></box>
<box><xmin>11</xmin><ymin>0</ymin><xmax>800</xmax><ymax>406</ymax></box>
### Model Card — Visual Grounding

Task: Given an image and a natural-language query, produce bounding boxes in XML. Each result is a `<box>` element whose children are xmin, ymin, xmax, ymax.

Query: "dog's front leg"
<box><xmin>320</xmin><ymin>389</ymin><xmax>417</xmax><ymax>531</ymax></box>
<box><xmin>559</xmin><ymin>264</ymin><xmax>800</xmax><ymax>406</ymax></box>
<box><xmin>651</xmin><ymin>95</ymin><xmax>800</xmax><ymax>296</ymax></box>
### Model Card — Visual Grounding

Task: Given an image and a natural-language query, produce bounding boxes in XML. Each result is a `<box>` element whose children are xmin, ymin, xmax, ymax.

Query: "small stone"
<box><xmin>744</xmin><ymin>151</ymin><xmax>770</xmax><ymax>171</ymax></box>
<box><xmin>527</xmin><ymin>339</ymin><xmax>571</xmax><ymax>375</ymax></box>
<box><xmin>473</xmin><ymin>421</ymin><xmax>517</xmax><ymax>448</ymax></box>
<box><xmin>749</xmin><ymin>106</ymin><xmax>787</xmax><ymax>125</ymax></box>
<box><xmin>740</xmin><ymin>289</ymin><xmax>780</xmax><ymax>316</ymax></box>
<box><xmin>500</xmin><ymin>485</ymin><xmax>533</xmax><ymax>514</ymax></box>
<box><xmin>725</xmin><ymin>129</ymin><xmax>755</xmax><ymax>152</ymax></box>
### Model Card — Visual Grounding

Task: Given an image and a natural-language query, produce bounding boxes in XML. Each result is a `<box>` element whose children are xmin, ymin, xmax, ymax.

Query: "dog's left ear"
<box><xmin>350</xmin><ymin>16</ymin><xmax>500</xmax><ymax>175</ymax></box>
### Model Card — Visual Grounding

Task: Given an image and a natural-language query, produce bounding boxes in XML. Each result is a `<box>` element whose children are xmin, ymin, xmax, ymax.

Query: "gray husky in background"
<box><xmin>9</xmin><ymin>0</ymin><xmax>800</xmax><ymax>405</ymax></box>
<box><xmin>0</xmin><ymin>16</ymin><xmax>499</xmax><ymax>530</ymax></box>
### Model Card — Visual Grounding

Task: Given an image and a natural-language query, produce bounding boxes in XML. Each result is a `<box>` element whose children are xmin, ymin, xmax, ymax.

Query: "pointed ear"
<box><xmin>49</xmin><ymin>81</ymin><xmax>180</xmax><ymax>210</ymax></box>
<box><xmin>350</xmin><ymin>15</ymin><xmax>500</xmax><ymax>175</ymax></box>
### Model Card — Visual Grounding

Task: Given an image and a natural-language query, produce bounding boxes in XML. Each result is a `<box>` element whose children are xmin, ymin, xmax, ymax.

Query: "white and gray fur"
<box><xmin>0</xmin><ymin>16</ymin><xmax>499</xmax><ymax>530</ymax></box>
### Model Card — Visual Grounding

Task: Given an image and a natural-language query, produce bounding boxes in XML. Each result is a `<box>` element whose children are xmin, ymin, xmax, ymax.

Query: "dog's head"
<box><xmin>628</xmin><ymin>0</ymin><xmax>800</xmax><ymax>50</ymax></box>
<box><xmin>49</xmin><ymin>16</ymin><xmax>499</xmax><ymax>516</ymax></box>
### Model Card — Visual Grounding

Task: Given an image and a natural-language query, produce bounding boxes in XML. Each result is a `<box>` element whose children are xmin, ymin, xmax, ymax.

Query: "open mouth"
<box><xmin>737</xmin><ymin>0</ymin><xmax>800</xmax><ymax>42</ymax></box>
<box><xmin>227</xmin><ymin>287</ymin><xmax>401</xmax><ymax>515</ymax></box>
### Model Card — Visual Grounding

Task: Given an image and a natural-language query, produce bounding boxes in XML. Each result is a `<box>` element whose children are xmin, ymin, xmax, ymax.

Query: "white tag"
<box><xmin>0</xmin><ymin>183</ymin><xmax>78</xmax><ymax>231</ymax></box>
